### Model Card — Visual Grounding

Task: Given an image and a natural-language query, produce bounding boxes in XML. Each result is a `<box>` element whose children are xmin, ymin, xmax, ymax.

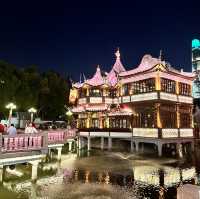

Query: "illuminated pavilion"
<box><xmin>70</xmin><ymin>49</ymin><xmax>195</xmax><ymax>156</ymax></box>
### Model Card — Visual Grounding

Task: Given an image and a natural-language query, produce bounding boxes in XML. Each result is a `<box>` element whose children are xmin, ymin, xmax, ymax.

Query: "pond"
<box><xmin>0</xmin><ymin>147</ymin><xmax>199</xmax><ymax>199</ymax></box>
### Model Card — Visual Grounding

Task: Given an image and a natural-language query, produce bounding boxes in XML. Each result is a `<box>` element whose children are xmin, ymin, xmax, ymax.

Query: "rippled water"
<box><xmin>0</xmin><ymin>146</ymin><xmax>200</xmax><ymax>199</ymax></box>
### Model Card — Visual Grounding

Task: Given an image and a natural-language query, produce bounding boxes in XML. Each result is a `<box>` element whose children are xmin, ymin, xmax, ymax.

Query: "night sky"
<box><xmin>0</xmin><ymin>1</ymin><xmax>200</xmax><ymax>81</ymax></box>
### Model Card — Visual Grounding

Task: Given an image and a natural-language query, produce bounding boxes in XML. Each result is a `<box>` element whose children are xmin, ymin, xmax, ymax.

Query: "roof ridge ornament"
<box><xmin>115</xmin><ymin>48</ymin><xmax>120</xmax><ymax>60</ymax></box>
<box><xmin>159</xmin><ymin>49</ymin><xmax>163</xmax><ymax>61</ymax></box>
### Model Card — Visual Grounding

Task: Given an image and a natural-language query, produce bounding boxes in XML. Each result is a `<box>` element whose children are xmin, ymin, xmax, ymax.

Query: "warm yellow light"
<box><xmin>155</xmin><ymin>72</ymin><xmax>161</xmax><ymax>91</ymax></box>
<box><xmin>176</xmin><ymin>81</ymin><xmax>179</xmax><ymax>94</ymax></box>
<box><xmin>66</xmin><ymin>110</ymin><xmax>73</xmax><ymax>116</ymax></box>
<box><xmin>28</xmin><ymin>107</ymin><xmax>37</xmax><ymax>113</ymax></box>
<box><xmin>156</xmin><ymin>103</ymin><xmax>162</xmax><ymax>128</ymax></box>
<box><xmin>6</xmin><ymin>103</ymin><xmax>16</xmax><ymax>110</ymax></box>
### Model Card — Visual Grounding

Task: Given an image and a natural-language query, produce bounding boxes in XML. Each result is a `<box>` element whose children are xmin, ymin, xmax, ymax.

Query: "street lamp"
<box><xmin>6</xmin><ymin>103</ymin><xmax>16</xmax><ymax>125</ymax></box>
<box><xmin>66</xmin><ymin>109</ymin><xmax>73</xmax><ymax>125</ymax></box>
<box><xmin>28</xmin><ymin>107</ymin><xmax>37</xmax><ymax>123</ymax></box>
<box><xmin>66</xmin><ymin>109</ymin><xmax>73</xmax><ymax>117</ymax></box>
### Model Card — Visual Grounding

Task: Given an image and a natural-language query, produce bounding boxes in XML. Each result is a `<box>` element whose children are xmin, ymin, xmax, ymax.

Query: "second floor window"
<box><xmin>161</xmin><ymin>78</ymin><xmax>176</xmax><ymax>93</ymax></box>
<box><xmin>123</xmin><ymin>84</ymin><xmax>129</xmax><ymax>96</ymax></box>
<box><xmin>179</xmin><ymin>83</ymin><xmax>191</xmax><ymax>96</ymax></box>
<box><xmin>80</xmin><ymin>89</ymin><xmax>87</xmax><ymax>97</ymax></box>
<box><xmin>90</xmin><ymin>89</ymin><xmax>102</xmax><ymax>97</ymax></box>
<box><xmin>130</xmin><ymin>78</ymin><xmax>155</xmax><ymax>94</ymax></box>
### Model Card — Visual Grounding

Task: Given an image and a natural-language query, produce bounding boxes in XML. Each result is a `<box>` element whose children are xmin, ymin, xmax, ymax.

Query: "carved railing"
<box><xmin>0</xmin><ymin>132</ymin><xmax>48</xmax><ymax>153</ymax></box>
<box><xmin>47</xmin><ymin>128</ymin><xmax>77</xmax><ymax>145</ymax></box>
<box><xmin>0</xmin><ymin>128</ymin><xmax>77</xmax><ymax>154</ymax></box>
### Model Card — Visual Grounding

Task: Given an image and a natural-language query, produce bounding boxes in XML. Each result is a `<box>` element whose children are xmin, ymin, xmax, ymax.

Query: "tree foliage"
<box><xmin>0</xmin><ymin>61</ymin><xmax>70</xmax><ymax>120</ymax></box>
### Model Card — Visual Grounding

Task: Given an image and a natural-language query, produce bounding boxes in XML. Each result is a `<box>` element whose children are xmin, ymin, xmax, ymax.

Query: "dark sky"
<box><xmin>0</xmin><ymin>0</ymin><xmax>200</xmax><ymax>80</ymax></box>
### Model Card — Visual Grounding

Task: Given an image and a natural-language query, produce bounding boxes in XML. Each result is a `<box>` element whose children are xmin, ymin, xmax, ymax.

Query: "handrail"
<box><xmin>0</xmin><ymin>128</ymin><xmax>77</xmax><ymax>154</ymax></box>
<box><xmin>0</xmin><ymin>132</ymin><xmax>48</xmax><ymax>153</ymax></box>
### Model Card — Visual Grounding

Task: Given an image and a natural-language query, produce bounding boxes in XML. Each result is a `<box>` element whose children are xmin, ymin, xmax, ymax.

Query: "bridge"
<box><xmin>0</xmin><ymin>128</ymin><xmax>77</xmax><ymax>182</ymax></box>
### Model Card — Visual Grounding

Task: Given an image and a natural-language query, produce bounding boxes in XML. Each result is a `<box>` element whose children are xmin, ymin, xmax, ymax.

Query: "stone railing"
<box><xmin>133</xmin><ymin>128</ymin><xmax>158</xmax><ymax>138</ymax></box>
<box><xmin>0</xmin><ymin>128</ymin><xmax>77</xmax><ymax>153</ymax></box>
<box><xmin>47</xmin><ymin>129</ymin><xmax>77</xmax><ymax>145</ymax></box>
<box><xmin>0</xmin><ymin>132</ymin><xmax>48</xmax><ymax>153</ymax></box>
<box><xmin>162</xmin><ymin>129</ymin><xmax>179</xmax><ymax>138</ymax></box>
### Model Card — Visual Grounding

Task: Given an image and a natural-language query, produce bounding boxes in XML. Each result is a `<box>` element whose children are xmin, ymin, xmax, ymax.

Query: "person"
<box><xmin>7</xmin><ymin>124</ymin><xmax>17</xmax><ymax>136</ymax></box>
<box><xmin>3</xmin><ymin>124</ymin><xmax>7</xmax><ymax>133</ymax></box>
<box><xmin>0</xmin><ymin>123</ymin><xmax>4</xmax><ymax>133</ymax></box>
<box><xmin>25</xmin><ymin>123</ymin><xmax>38</xmax><ymax>134</ymax></box>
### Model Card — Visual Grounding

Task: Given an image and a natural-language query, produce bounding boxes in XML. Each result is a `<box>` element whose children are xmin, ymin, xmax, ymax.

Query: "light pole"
<box><xmin>28</xmin><ymin>108</ymin><xmax>37</xmax><ymax>123</ymax></box>
<box><xmin>6</xmin><ymin>103</ymin><xmax>16</xmax><ymax>125</ymax></box>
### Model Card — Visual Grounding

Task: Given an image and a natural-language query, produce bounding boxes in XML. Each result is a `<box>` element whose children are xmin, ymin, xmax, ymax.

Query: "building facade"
<box><xmin>192</xmin><ymin>39</ymin><xmax>200</xmax><ymax>99</ymax></box>
<box><xmin>70</xmin><ymin>50</ymin><xmax>195</xmax><ymax>156</ymax></box>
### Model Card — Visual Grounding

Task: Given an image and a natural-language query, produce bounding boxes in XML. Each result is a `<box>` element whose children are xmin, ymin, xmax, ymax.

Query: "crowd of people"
<box><xmin>0</xmin><ymin>122</ymin><xmax>38</xmax><ymax>136</ymax></box>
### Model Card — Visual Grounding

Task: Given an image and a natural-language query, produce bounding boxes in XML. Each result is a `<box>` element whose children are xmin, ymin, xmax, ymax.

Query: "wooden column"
<box><xmin>86</xmin><ymin>87</ymin><xmax>89</xmax><ymax>96</ymax></box>
<box><xmin>77</xmin><ymin>118</ymin><xmax>80</xmax><ymax>128</ymax></box>
<box><xmin>86</xmin><ymin>113</ymin><xmax>91</xmax><ymax>128</ymax></box>
<box><xmin>155</xmin><ymin>71</ymin><xmax>161</xmax><ymax>91</ymax></box>
<box><xmin>176</xmin><ymin>103</ymin><xmax>180</xmax><ymax>128</ymax></box>
<box><xmin>155</xmin><ymin>103</ymin><xmax>162</xmax><ymax>128</ymax></box>
<box><xmin>176</xmin><ymin>81</ymin><xmax>179</xmax><ymax>94</ymax></box>
<box><xmin>190</xmin><ymin>105</ymin><xmax>193</xmax><ymax>128</ymax></box>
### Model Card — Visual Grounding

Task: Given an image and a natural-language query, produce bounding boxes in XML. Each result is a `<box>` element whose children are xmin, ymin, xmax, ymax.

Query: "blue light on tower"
<box><xmin>192</xmin><ymin>39</ymin><xmax>200</xmax><ymax>98</ymax></box>
<box><xmin>192</xmin><ymin>39</ymin><xmax>200</xmax><ymax>49</ymax></box>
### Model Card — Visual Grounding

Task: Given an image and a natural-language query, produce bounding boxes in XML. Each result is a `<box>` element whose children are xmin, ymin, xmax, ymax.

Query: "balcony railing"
<box><xmin>79</xmin><ymin>127</ymin><xmax>132</xmax><ymax>132</ymax></box>
<box><xmin>78</xmin><ymin>96</ymin><xmax>114</xmax><ymax>105</ymax></box>
<box><xmin>132</xmin><ymin>128</ymin><xmax>193</xmax><ymax>138</ymax></box>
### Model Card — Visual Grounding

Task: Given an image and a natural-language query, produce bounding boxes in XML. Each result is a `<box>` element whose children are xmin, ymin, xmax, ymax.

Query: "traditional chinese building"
<box><xmin>70</xmin><ymin>50</ymin><xmax>195</xmax><ymax>156</ymax></box>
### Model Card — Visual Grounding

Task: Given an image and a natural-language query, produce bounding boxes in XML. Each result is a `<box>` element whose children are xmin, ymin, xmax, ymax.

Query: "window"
<box><xmin>80</xmin><ymin>89</ymin><xmax>87</xmax><ymax>97</ymax></box>
<box><xmin>79</xmin><ymin>119</ymin><xmax>87</xmax><ymax>128</ymax></box>
<box><xmin>161</xmin><ymin>78</ymin><xmax>176</xmax><ymax>93</ymax></box>
<box><xmin>110</xmin><ymin>89</ymin><xmax>117</xmax><ymax>97</ymax></box>
<box><xmin>91</xmin><ymin>119</ymin><xmax>99</xmax><ymax>128</ymax></box>
<box><xmin>123</xmin><ymin>84</ymin><xmax>129</xmax><ymax>96</ymax></box>
<box><xmin>179</xmin><ymin>106</ymin><xmax>191</xmax><ymax>128</ymax></box>
<box><xmin>130</xmin><ymin>78</ymin><xmax>155</xmax><ymax>94</ymax></box>
<box><xmin>109</xmin><ymin>117</ymin><xmax>130</xmax><ymax>129</ymax></box>
<box><xmin>179</xmin><ymin>83</ymin><xmax>191</xmax><ymax>96</ymax></box>
<box><xmin>90</xmin><ymin>89</ymin><xmax>102</xmax><ymax>97</ymax></box>
<box><xmin>160</xmin><ymin>105</ymin><xmax>176</xmax><ymax>128</ymax></box>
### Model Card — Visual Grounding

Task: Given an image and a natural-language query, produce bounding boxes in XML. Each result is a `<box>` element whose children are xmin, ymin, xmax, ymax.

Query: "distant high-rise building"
<box><xmin>192</xmin><ymin>39</ymin><xmax>200</xmax><ymax>98</ymax></box>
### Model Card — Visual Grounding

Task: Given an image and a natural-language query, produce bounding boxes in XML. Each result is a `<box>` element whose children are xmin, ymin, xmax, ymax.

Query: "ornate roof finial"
<box><xmin>115</xmin><ymin>47</ymin><xmax>120</xmax><ymax>60</ymax></box>
<box><xmin>159</xmin><ymin>49</ymin><xmax>163</xmax><ymax>61</ymax></box>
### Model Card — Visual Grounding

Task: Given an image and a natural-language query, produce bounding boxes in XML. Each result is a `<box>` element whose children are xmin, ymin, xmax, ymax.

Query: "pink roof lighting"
<box><xmin>112</xmin><ymin>49</ymin><xmax>126</xmax><ymax>73</ymax></box>
<box><xmin>107</xmin><ymin>49</ymin><xmax>126</xmax><ymax>86</ymax></box>
<box><xmin>85</xmin><ymin>104</ymin><xmax>108</xmax><ymax>111</ymax></box>
<box><xmin>107</xmin><ymin>69</ymin><xmax>118</xmax><ymax>86</ymax></box>
<box><xmin>120</xmin><ymin>54</ymin><xmax>195</xmax><ymax>79</ymax></box>
<box><xmin>120</xmin><ymin>54</ymin><xmax>163</xmax><ymax>77</ymax></box>
<box><xmin>73</xmin><ymin>82</ymin><xmax>83</xmax><ymax>88</ymax></box>
<box><xmin>71</xmin><ymin>106</ymin><xmax>85</xmax><ymax>113</ymax></box>
<box><xmin>85</xmin><ymin>65</ymin><xmax>105</xmax><ymax>86</ymax></box>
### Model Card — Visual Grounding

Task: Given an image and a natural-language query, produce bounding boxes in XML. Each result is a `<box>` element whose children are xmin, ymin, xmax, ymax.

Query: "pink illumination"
<box><xmin>120</xmin><ymin>55</ymin><xmax>163</xmax><ymax>77</ymax></box>
<box><xmin>86</xmin><ymin>104</ymin><xmax>108</xmax><ymax>111</ymax></box>
<box><xmin>2</xmin><ymin>134</ymin><xmax>43</xmax><ymax>152</ymax></box>
<box><xmin>85</xmin><ymin>66</ymin><xmax>105</xmax><ymax>86</ymax></box>
<box><xmin>121</xmin><ymin>71</ymin><xmax>157</xmax><ymax>84</ymax></box>
<box><xmin>72</xmin><ymin>106</ymin><xmax>85</xmax><ymax>113</ymax></box>
<box><xmin>107</xmin><ymin>69</ymin><xmax>118</xmax><ymax>86</ymax></box>
<box><xmin>107</xmin><ymin>49</ymin><xmax>126</xmax><ymax>86</ymax></box>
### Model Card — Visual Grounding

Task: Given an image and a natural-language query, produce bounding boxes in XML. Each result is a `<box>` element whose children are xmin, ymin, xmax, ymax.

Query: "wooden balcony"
<box><xmin>133</xmin><ymin>128</ymin><xmax>194</xmax><ymax>139</ymax></box>
<box><xmin>78</xmin><ymin>96</ymin><xmax>114</xmax><ymax>105</ymax></box>
<box><xmin>79</xmin><ymin>127</ymin><xmax>132</xmax><ymax>132</ymax></box>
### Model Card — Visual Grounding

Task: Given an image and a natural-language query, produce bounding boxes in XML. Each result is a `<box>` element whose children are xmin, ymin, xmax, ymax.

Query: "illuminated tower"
<box><xmin>192</xmin><ymin>39</ymin><xmax>200</xmax><ymax>98</ymax></box>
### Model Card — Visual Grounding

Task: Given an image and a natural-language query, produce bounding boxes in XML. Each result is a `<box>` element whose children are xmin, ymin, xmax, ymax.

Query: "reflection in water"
<box><xmin>0</xmin><ymin>149</ymin><xmax>200</xmax><ymax>199</ymax></box>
